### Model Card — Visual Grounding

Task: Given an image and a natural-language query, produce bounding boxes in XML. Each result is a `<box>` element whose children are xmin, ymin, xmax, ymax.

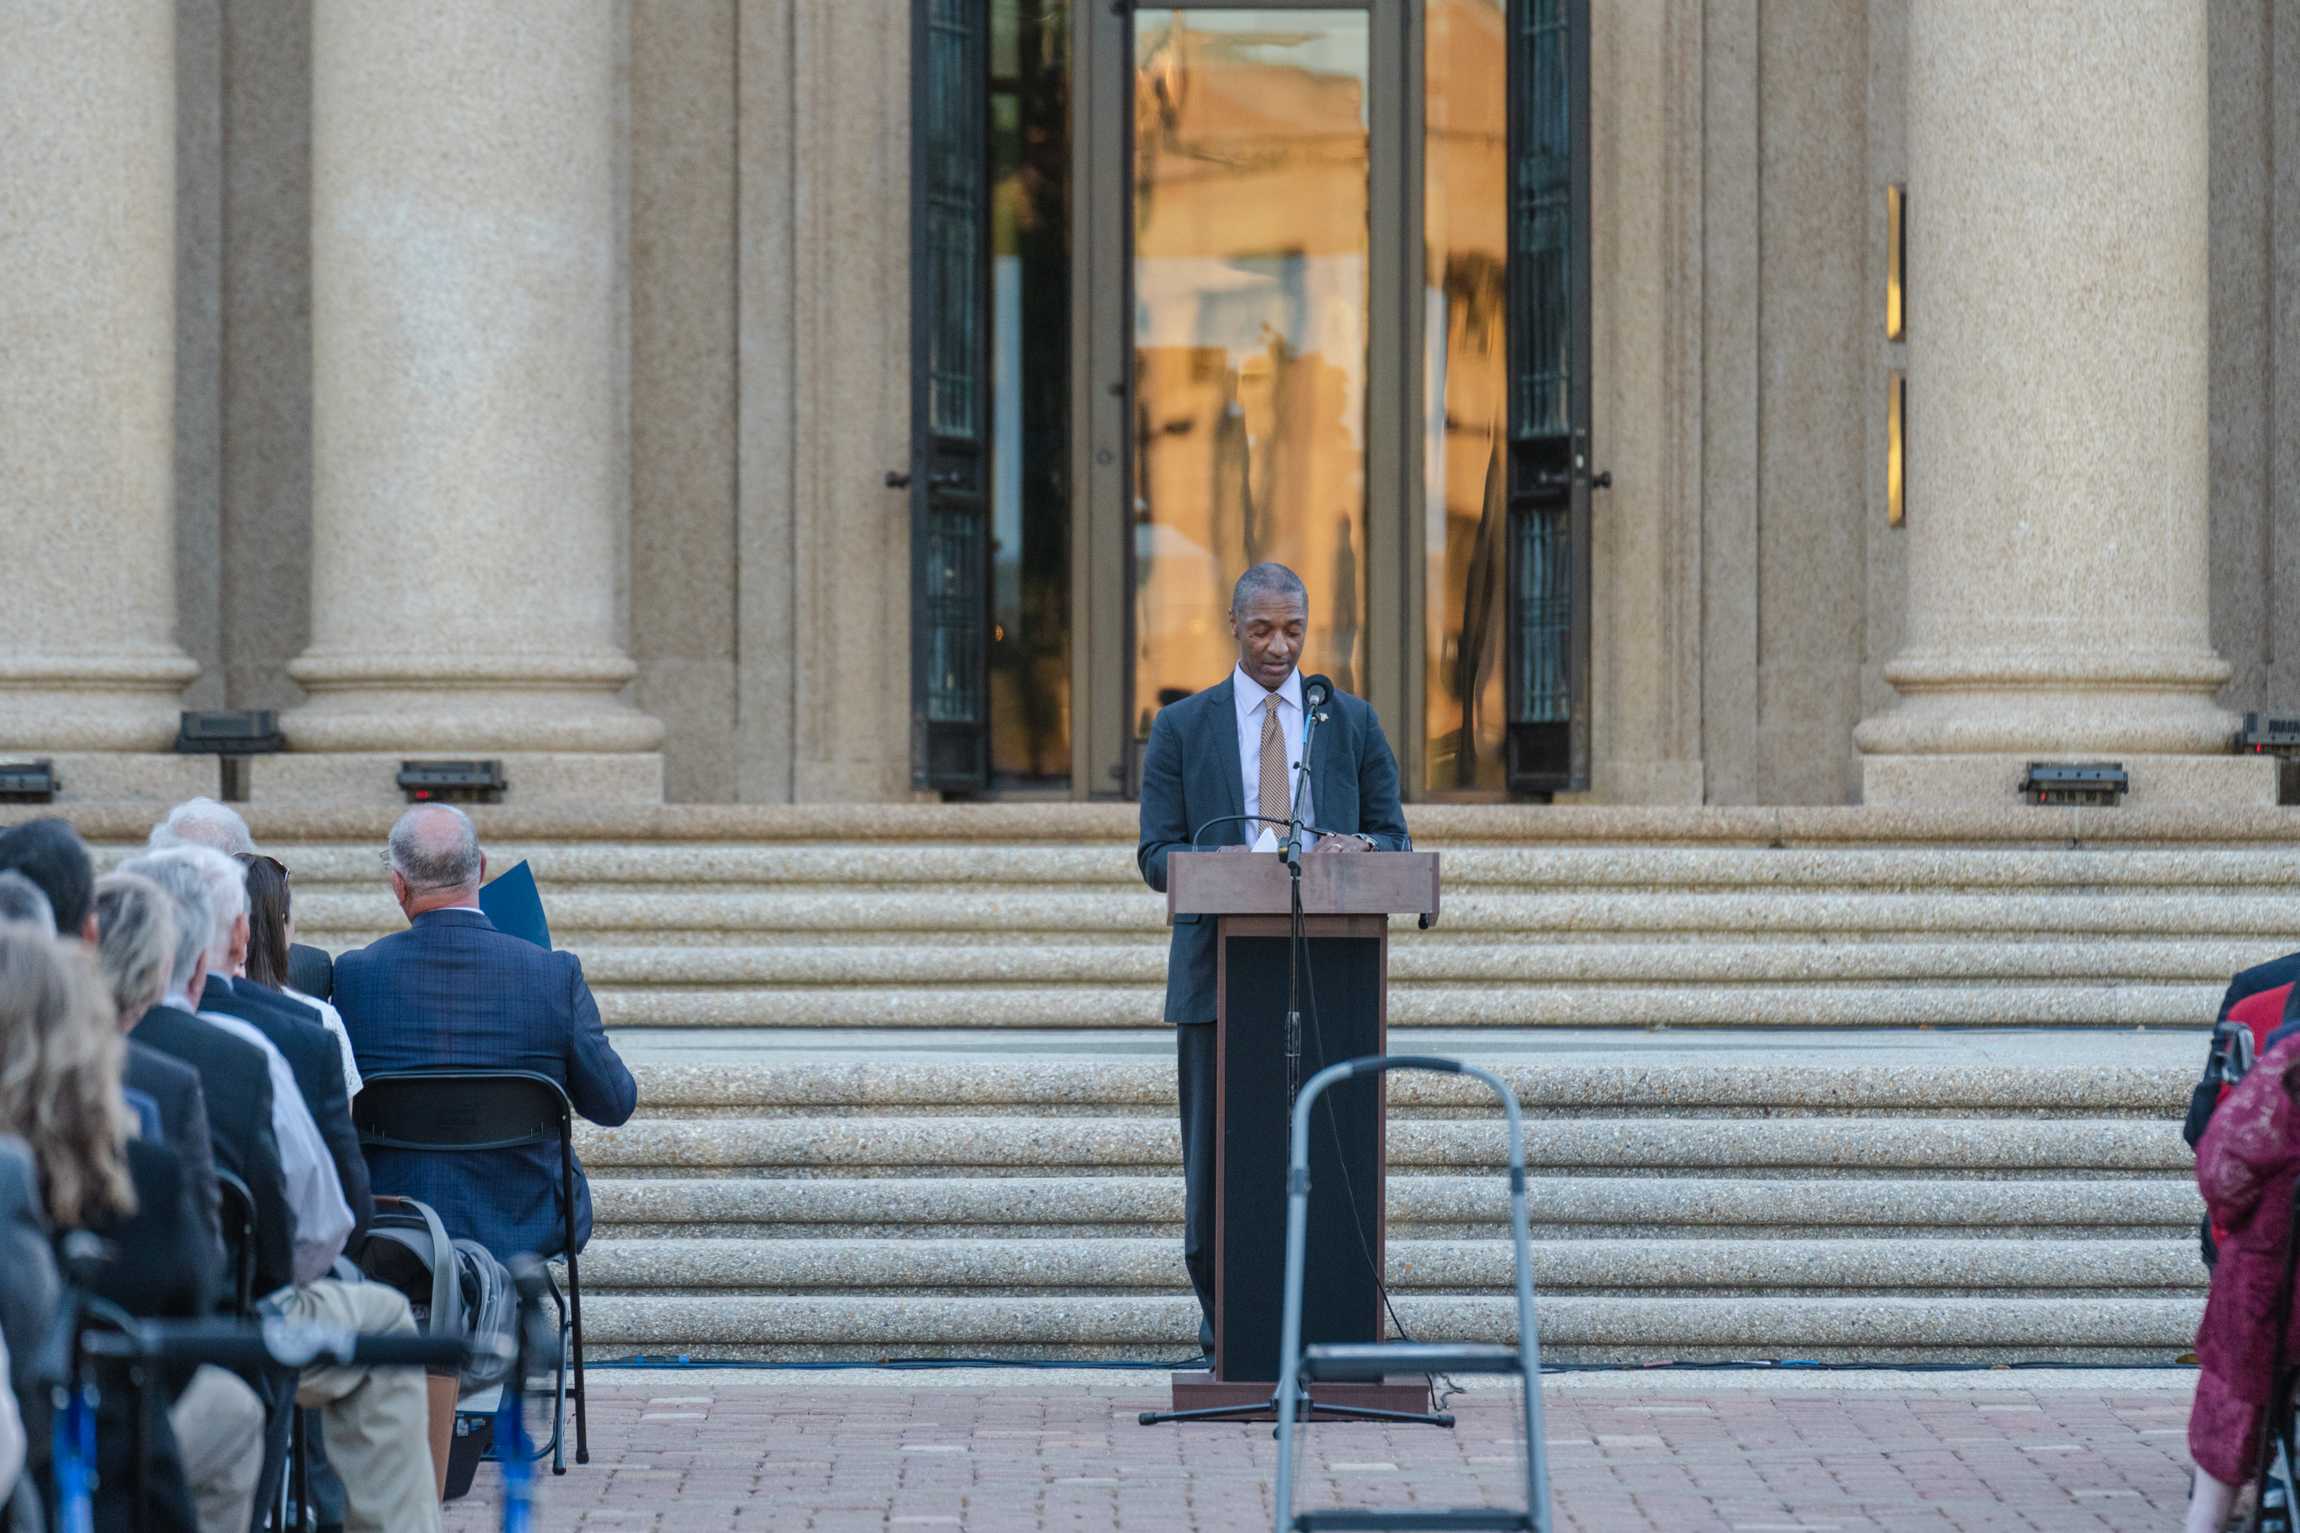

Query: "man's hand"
<box><xmin>1311</xmin><ymin>835</ymin><xmax>1368</xmax><ymax>854</ymax></box>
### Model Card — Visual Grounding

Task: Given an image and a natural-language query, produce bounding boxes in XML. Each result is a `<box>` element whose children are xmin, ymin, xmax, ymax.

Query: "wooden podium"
<box><xmin>1164</xmin><ymin>849</ymin><xmax>1441</xmax><ymax>1417</ymax></box>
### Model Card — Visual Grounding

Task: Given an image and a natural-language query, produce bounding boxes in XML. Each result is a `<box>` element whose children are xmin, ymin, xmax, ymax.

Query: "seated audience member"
<box><xmin>98</xmin><ymin>866</ymin><xmax>298</xmax><ymax>1297</ymax></box>
<box><xmin>0</xmin><ymin>818</ymin><xmax>94</xmax><ymax>943</ymax></box>
<box><xmin>149</xmin><ymin>797</ymin><xmax>334</xmax><ymax>999</ymax></box>
<box><xmin>0</xmin><ymin>872</ymin><xmax>52</xmax><ymax>932</ymax></box>
<box><xmin>114</xmin><ymin>859</ymin><xmax>445</xmax><ymax>1531</ymax></box>
<box><xmin>2187</xmin><ymin>1036</ymin><xmax>2300</xmax><ymax>1533</ymax></box>
<box><xmin>1</xmin><ymin>824</ymin><xmax>229</xmax><ymax>1278</ymax></box>
<box><xmin>239</xmin><ymin>852</ymin><xmax>360</xmax><ymax>1101</ymax></box>
<box><xmin>121</xmin><ymin>847</ymin><xmax>363</xmax><ymax>1268</ymax></box>
<box><xmin>119</xmin><ymin>859</ymin><xmax>351</xmax><ymax>1287</ymax></box>
<box><xmin>90</xmin><ymin>873</ymin><xmax>228</xmax><ymax>1275</ymax></box>
<box><xmin>0</xmin><ymin>1134</ymin><xmax>56</xmax><ymax>1525</ymax></box>
<box><xmin>337</xmin><ymin>805</ymin><xmax>636</xmax><ymax>1260</ymax></box>
<box><xmin>0</xmin><ymin>926</ymin><xmax>264</xmax><ymax>1533</ymax></box>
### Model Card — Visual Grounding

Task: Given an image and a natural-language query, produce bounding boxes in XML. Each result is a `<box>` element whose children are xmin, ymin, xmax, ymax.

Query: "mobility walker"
<box><xmin>1272</xmin><ymin>1055</ymin><xmax>1551</xmax><ymax>1533</ymax></box>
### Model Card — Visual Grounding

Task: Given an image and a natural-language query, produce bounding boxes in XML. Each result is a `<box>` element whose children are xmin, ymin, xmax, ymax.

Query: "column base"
<box><xmin>1860</xmin><ymin>752</ymin><xmax>2277</xmax><ymax>808</ymax></box>
<box><xmin>246</xmin><ymin>751</ymin><xmax>664</xmax><ymax>805</ymax></box>
<box><xmin>0</xmin><ymin>753</ymin><xmax>220</xmax><ymax>805</ymax></box>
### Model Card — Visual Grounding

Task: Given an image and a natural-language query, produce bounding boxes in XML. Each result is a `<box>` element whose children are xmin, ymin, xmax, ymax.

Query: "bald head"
<box><xmin>387</xmin><ymin>805</ymin><xmax>486</xmax><ymax>919</ymax></box>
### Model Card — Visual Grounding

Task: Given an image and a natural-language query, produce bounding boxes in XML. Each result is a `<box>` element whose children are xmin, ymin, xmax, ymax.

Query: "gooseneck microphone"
<box><xmin>1282</xmin><ymin>674</ymin><xmax>1332</xmax><ymax>868</ymax></box>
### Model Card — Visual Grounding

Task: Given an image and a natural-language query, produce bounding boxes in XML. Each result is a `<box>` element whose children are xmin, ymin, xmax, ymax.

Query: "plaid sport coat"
<box><xmin>334</xmin><ymin>909</ymin><xmax>637</xmax><ymax>1261</ymax></box>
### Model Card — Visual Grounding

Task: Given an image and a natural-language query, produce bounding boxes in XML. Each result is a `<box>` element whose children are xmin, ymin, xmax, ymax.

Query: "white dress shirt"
<box><xmin>1232</xmin><ymin>664</ymin><xmax>1316</xmax><ymax>847</ymax></box>
<box><xmin>285</xmin><ymin>987</ymin><xmax>363</xmax><ymax>1100</ymax></box>
<box><xmin>170</xmin><ymin>988</ymin><xmax>355</xmax><ymax>1286</ymax></box>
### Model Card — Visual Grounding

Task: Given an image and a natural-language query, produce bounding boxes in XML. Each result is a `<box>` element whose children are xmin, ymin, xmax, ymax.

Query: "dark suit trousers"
<box><xmin>1177</xmin><ymin>1020</ymin><xmax>1217</xmax><ymax>1349</ymax></box>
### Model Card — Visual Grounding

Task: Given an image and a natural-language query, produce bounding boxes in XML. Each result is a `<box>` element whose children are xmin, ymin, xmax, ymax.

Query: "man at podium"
<box><xmin>1135</xmin><ymin>561</ymin><xmax>1411</xmax><ymax>1354</ymax></box>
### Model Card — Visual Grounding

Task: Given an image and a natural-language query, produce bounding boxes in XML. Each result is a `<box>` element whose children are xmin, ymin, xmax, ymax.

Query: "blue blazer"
<box><xmin>1136</xmin><ymin>677</ymin><xmax>1410</xmax><ymax>1023</ymax></box>
<box><xmin>334</xmin><ymin>910</ymin><xmax>637</xmax><ymax>1261</ymax></box>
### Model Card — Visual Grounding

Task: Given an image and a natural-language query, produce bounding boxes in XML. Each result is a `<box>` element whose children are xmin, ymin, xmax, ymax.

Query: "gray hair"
<box><xmin>1230</xmin><ymin>562</ymin><xmax>1308</xmax><ymax>615</ymax></box>
<box><xmin>389</xmin><ymin>805</ymin><xmax>482</xmax><ymax>893</ymax></box>
<box><xmin>124</xmin><ymin>846</ymin><xmax>244</xmax><ymax>972</ymax></box>
<box><xmin>148</xmin><ymin>797</ymin><xmax>254</xmax><ymax>857</ymax></box>
<box><xmin>0</xmin><ymin>871</ymin><xmax>55</xmax><ymax>933</ymax></box>
<box><xmin>91</xmin><ymin>872</ymin><xmax>177</xmax><ymax>1025</ymax></box>
<box><xmin>113</xmin><ymin>852</ymin><xmax>216</xmax><ymax>994</ymax></box>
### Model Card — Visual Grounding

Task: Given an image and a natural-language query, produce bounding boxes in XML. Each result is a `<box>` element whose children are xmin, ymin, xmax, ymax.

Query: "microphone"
<box><xmin>1283</xmin><ymin>675</ymin><xmax>1333</xmax><ymax>868</ymax></box>
<box><xmin>1302</xmin><ymin>674</ymin><xmax>1332</xmax><ymax>717</ymax></box>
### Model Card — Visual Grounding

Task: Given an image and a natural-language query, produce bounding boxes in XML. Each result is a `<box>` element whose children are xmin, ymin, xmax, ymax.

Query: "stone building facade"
<box><xmin>4</xmin><ymin>0</ymin><xmax>2296</xmax><ymax>811</ymax></box>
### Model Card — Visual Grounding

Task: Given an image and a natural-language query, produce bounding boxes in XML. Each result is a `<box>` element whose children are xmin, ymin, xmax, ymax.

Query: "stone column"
<box><xmin>0</xmin><ymin>4</ymin><xmax>208</xmax><ymax>799</ymax></box>
<box><xmin>1854</xmin><ymin>0</ymin><xmax>2270</xmax><ymax>806</ymax></box>
<box><xmin>273</xmin><ymin>0</ymin><xmax>663</xmax><ymax>802</ymax></box>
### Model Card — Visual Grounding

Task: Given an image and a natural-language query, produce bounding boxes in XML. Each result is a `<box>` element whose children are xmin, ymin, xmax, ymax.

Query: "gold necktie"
<box><xmin>1258</xmin><ymin>693</ymin><xmax>1290</xmax><ymax>842</ymax></box>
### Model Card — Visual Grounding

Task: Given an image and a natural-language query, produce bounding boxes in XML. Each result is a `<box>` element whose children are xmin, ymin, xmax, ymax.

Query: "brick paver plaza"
<box><xmin>443</xmin><ymin>1373</ymin><xmax>2200</xmax><ymax>1531</ymax></box>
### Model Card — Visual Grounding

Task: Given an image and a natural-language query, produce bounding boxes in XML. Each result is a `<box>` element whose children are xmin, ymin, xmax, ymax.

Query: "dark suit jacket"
<box><xmin>287</xmin><ymin>942</ymin><xmax>333</xmax><ymax>1002</ymax></box>
<box><xmin>335</xmin><ymin>909</ymin><xmax>638</xmax><ymax>1260</ymax></box>
<box><xmin>206</xmin><ymin>975</ymin><xmax>373</xmax><ymax>1241</ymax></box>
<box><xmin>122</xmin><ymin>1040</ymin><xmax>224</xmax><ymax>1275</ymax></box>
<box><xmin>127</xmin><ymin>1003</ymin><xmax>296</xmax><ymax>1299</ymax></box>
<box><xmin>1136</xmin><ymin>676</ymin><xmax>1410</xmax><ymax>1023</ymax></box>
<box><xmin>57</xmin><ymin>1138</ymin><xmax>202</xmax><ymax>1533</ymax></box>
<box><xmin>0</xmin><ymin>1137</ymin><xmax>55</xmax><ymax>1473</ymax></box>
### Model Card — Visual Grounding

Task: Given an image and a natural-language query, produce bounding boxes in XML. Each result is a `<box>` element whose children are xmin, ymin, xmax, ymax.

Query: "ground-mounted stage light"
<box><xmin>0</xmin><ymin>760</ymin><xmax>58</xmax><ymax>804</ymax></box>
<box><xmin>2020</xmin><ymin>762</ymin><xmax>2127</xmax><ymax>807</ymax></box>
<box><xmin>397</xmin><ymin>760</ymin><xmax>508</xmax><ymax>805</ymax></box>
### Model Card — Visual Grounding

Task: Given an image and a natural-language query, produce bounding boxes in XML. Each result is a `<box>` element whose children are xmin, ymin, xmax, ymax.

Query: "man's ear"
<box><xmin>389</xmin><ymin>869</ymin><xmax>408</xmax><ymax>906</ymax></box>
<box><xmin>80</xmin><ymin>911</ymin><xmax>99</xmax><ymax>944</ymax></box>
<box><xmin>477</xmin><ymin>851</ymin><xmax>488</xmax><ymax>885</ymax></box>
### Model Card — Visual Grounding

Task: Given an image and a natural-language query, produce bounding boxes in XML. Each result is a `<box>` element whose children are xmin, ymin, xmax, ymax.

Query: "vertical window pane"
<box><xmin>925</xmin><ymin>0</ymin><xmax>984</xmax><ymax>440</ymax></box>
<box><xmin>1130</xmin><ymin>10</ymin><xmax>1371</xmax><ymax>737</ymax></box>
<box><xmin>988</xmin><ymin>0</ymin><xmax>1073</xmax><ymax>783</ymax></box>
<box><xmin>1422</xmin><ymin>0</ymin><xmax>1508</xmax><ymax>792</ymax></box>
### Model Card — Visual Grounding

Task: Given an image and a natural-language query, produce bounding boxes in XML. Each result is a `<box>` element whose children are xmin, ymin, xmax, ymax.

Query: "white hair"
<box><xmin>389</xmin><ymin>805</ymin><xmax>482</xmax><ymax>892</ymax></box>
<box><xmin>0</xmin><ymin>871</ymin><xmax>55</xmax><ymax>933</ymax></box>
<box><xmin>122</xmin><ymin>846</ymin><xmax>245</xmax><ymax>971</ymax></box>
<box><xmin>148</xmin><ymin>797</ymin><xmax>254</xmax><ymax>857</ymax></box>
<box><xmin>114</xmin><ymin>852</ymin><xmax>216</xmax><ymax>994</ymax></box>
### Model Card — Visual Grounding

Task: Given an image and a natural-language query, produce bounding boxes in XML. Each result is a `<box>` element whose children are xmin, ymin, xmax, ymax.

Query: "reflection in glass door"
<box><xmin>1128</xmin><ymin>10</ymin><xmax>1371</xmax><ymax>735</ymax></box>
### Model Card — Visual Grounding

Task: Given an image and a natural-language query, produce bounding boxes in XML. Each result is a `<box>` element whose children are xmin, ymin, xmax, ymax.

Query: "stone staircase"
<box><xmin>51</xmin><ymin>801</ymin><xmax>2293</xmax><ymax>1362</ymax></box>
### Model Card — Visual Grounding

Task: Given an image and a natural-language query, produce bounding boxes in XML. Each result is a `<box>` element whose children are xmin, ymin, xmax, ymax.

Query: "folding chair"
<box><xmin>353</xmin><ymin>1069</ymin><xmax>588</xmax><ymax>1471</ymax></box>
<box><xmin>212</xmin><ymin>1168</ymin><xmax>256</xmax><ymax>1315</ymax></box>
<box><xmin>1273</xmin><ymin>1056</ymin><xmax>1550</xmax><ymax>1533</ymax></box>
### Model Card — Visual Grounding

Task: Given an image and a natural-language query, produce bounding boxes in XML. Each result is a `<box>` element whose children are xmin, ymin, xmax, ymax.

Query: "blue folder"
<box><xmin>478</xmin><ymin>859</ymin><xmax>553</xmax><ymax>950</ymax></box>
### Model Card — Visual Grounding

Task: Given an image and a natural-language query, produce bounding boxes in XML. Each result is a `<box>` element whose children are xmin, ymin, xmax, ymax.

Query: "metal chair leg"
<box><xmin>568</xmin><ymin>1251</ymin><xmax>588</xmax><ymax>1465</ymax></box>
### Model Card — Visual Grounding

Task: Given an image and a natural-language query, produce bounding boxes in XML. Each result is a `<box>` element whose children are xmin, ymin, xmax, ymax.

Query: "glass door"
<box><xmin>1127</xmin><ymin>9</ymin><xmax>1375</xmax><ymax>730</ymax></box>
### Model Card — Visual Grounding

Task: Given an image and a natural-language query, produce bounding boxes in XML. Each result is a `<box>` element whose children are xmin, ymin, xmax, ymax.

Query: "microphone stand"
<box><xmin>1279</xmin><ymin>691</ymin><xmax>1324</xmax><ymax>1113</ymax></box>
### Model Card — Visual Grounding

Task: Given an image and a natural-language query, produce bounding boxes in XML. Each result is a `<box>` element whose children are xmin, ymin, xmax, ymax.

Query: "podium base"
<box><xmin>1165</xmin><ymin>1370</ymin><xmax>1433</xmax><ymax>1421</ymax></box>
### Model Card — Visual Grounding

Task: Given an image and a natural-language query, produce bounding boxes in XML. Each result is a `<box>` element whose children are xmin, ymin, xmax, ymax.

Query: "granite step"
<box><xmin>576</xmin><ymin>1292</ymin><xmax>2200</xmax><ymax>1364</ymax></box>
<box><xmin>574</xmin><ymin>1235</ymin><xmax>2202</xmax><ymax>1296</ymax></box>
<box><xmin>564</xmin><ymin>939</ymin><xmax>2274</xmax><ymax>986</ymax></box>
<box><xmin>578</xmin><ymin>981</ymin><xmax>2221</xmax><ymax>1030</ymax></box>
<box><xmin>576</xmin><ymin>1114</ymin><xmax>2193</xmax><ymax>1174</ymax></box>
<box><xmin>587</xmin><ymin>1174</ymin><xmax>2204</xmax><ymax>1239</ymax></box>
<box><xmin>289</xmin><ymin>887</ymin><xmax>2300</xmax><ymax>943</ymax></box>
<box><xmin>252</xmin><ymin>841</ymin><xmax>2300</xmax><ymax>892</ymax></box>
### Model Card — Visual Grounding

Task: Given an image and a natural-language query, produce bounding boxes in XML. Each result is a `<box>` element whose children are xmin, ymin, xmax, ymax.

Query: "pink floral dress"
<box><xmin>2192</xmin><ymin>1037</ymin><xmax>2300</xmax><ymax>1483</ymax></box>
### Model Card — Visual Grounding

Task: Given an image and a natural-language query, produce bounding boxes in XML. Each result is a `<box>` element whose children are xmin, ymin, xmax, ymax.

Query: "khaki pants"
<box><xmin>273</xmin><ymin>1281</ymin><xmax>443</xmax><ymax>1533</ymax></box>
<box><xmin>170</xmin><ymin>1365</ymin><xmax>264</xmax><ymax>1533</ymax></box>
